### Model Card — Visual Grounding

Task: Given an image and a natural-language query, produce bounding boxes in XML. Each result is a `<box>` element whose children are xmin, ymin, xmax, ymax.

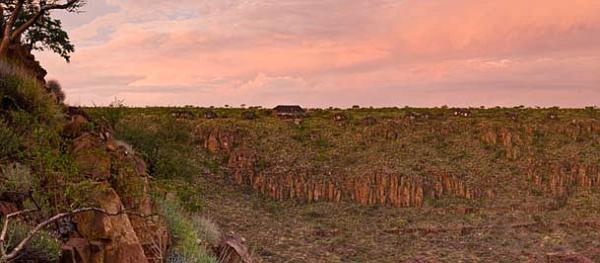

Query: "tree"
<box><xmin>0</xmin><ymin>0</ymin><xmax>85</xmax><ymax>61</ymax></box>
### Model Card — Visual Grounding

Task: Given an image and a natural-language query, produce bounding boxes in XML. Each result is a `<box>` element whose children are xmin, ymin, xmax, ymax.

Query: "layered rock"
<box><xmin>197</xmin><ymin>117</ymin><xmax>600</xmax><ymax>208</ymax></box>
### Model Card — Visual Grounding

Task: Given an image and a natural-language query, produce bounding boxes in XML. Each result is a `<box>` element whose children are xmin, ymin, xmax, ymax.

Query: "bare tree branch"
<box><xmin>0</xmin><ymin>208</ymin><xmax>37</xmax><ymax>259</ymax></box>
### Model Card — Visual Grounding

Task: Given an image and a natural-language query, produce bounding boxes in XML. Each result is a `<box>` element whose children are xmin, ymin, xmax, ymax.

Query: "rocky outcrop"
<box><xmin>63</xmin><ymin>109</ymin><xmax>169</xmax><ymax>262</ymax></box>
<box><xmin>2</xmin><ymin>46</ymin><xmax>171</xmax><ymax>262</ymax></box>
<box><xmin>198</xmin><ymin>118</ymin><xmax>600</xmax><ymax>208</ymax></box>
<box><xmin>227</xmin><ymin>150</ymin><xmax>482</xmax><ymax>207</ymax></box>
<box><xmin>198</xmin><ymin>124</ymin><xmax>482</xmax><ymax>207</ymax></box>
<box><xmin>526</xmin><ymin>160</ymin><xmax>600</xmax><ymax>197</ymax></box>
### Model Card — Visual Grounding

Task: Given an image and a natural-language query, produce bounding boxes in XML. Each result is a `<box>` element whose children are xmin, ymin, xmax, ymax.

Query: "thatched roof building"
<box><xmin>273</xmin><ymin>105</ymin><xmax>305</xmax><ymax>118</ymax></box>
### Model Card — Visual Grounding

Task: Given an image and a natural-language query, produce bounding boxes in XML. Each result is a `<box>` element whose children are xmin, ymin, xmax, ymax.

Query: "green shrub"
<box><xmin>115</xmin><ymin>117</ymin><xmax>197</xmax><ymax>180</ymax></box>
<box><xmin>46</xmin><ymin>80</ymin><xmax>65</xmax><ymax>104</ymax></box>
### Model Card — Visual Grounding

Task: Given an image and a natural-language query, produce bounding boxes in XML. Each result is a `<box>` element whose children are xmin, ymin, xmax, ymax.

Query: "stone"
<box><xmin>72</xmin><ymin>185</ymin><xmax>149</xmax><ymax>263</ymax></box>
<box><xmin>216</xmin><ymin>233</ymin><xmax>253</xmax><ymax>263</ymax></box>
<box><xmin>72</xmin><ymin>134</ymin><xmax>112</xmax><ymax>181</ymax></box>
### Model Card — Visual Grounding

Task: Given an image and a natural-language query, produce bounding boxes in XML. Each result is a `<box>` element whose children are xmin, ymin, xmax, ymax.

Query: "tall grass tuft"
<box><xmin>157</xmin><ymin>198</ymin><xmax>218</xmax><ymax>263</ymax></box>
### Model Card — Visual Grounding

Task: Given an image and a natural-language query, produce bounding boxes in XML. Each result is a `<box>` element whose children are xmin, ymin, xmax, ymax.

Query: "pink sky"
<box><xmin>36</xmin><ymin>0</ymin><xmax>600</xmax><ymax>107</ymax></box>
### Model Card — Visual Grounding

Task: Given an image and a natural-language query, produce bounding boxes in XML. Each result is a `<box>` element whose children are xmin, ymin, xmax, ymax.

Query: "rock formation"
<box><xmin>196</xmin><ymin>117</ymin><xmax>600</xmax><ymax>208</ymax></box>
<box><xmin>65</xmin><ymin>109</ymin><xmax>169</xmax><ymax>262</ymax></box>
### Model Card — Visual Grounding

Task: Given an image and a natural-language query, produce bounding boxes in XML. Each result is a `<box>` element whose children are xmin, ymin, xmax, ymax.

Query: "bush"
<box><xmin>46</xmin><ymin>80</ymin><xmax>65</xmax><ymax>104</ymax></box>
<box><xmin>115</xmin><ymin>116</ymin><xmax>197</xmax><ymax>180</ymax></box>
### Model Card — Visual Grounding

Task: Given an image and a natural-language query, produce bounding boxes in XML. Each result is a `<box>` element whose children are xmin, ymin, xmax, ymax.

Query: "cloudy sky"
<box><xmin>36</xmin><ymin>0</ymin><xmax>600</xmax><ymax>107</ymax></box>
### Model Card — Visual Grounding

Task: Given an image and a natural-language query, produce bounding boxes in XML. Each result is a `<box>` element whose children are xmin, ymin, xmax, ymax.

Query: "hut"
<box><xmin>273</xmin><ymin>105</ymin><xmax>305</xmax><ymax>118</ymax></box>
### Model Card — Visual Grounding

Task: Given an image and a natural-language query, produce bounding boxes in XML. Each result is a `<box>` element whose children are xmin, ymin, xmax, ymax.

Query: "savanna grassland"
<box><xmin>85</xmin><ymin>105</ymin><xmax>600</xmax><ymax>262</ymax></box>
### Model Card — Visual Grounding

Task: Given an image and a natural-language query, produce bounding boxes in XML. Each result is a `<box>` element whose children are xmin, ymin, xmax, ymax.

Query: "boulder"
<box><xmin>72</xmin><ymin>185</ymin><xmax>149</xmax><ymax>263</ymax></box>
<box><xmin>72</xmin><ymin>134</ymin><xmax>111</xmax><ymax>181</ymax></box>
<box><xmin>216</xmin><ymin>233</ymin><xmax>253</xmax><ymax>263</ymax></box>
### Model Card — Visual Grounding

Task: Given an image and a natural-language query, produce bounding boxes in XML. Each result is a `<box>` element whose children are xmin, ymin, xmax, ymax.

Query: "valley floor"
<box><xmin>197</xmin><ymin>173</ymin><xmax>600</xmax><ymax>262</ymax></box>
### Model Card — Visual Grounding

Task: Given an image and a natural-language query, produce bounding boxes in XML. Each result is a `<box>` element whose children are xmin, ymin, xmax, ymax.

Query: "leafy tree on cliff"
<box><xmin>0</xmin><ymin>0</ymin><xmax>85</xmax><ymax>62</ymax></box>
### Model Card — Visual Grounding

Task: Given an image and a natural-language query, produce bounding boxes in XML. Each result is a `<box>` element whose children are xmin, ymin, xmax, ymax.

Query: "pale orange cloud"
<box><xmin>36</xmin><ymin>0</ymin><xmax>600</xmax><ymax>107</ymax></box>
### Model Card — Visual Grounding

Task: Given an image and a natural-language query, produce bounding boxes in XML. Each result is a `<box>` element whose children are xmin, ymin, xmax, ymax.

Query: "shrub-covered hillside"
<box><xmin>0</xmin><ymin>63</ymin><xmax>226</xmax><ymax>262</ymax></box>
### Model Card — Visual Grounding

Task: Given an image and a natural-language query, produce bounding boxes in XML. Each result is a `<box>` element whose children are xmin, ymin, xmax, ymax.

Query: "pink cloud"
<box><xmin>37</xmin><ymin>0</ymin><xmax>600</xmax><ymax>107</ymax></box>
